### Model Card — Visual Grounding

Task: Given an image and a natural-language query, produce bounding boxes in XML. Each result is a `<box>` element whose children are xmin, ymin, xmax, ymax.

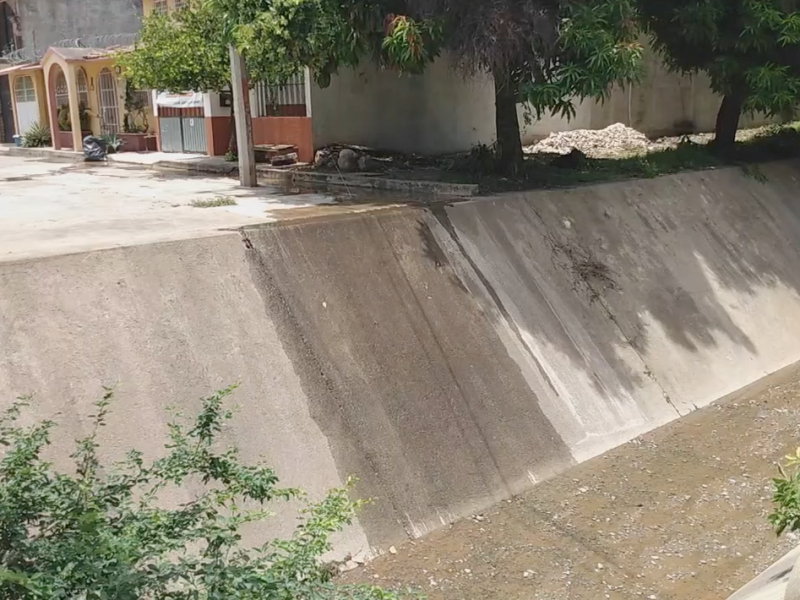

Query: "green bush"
<box><xmin>0</xmin><ymin>388</ymin><xmax>417</xmax><ymax>600</ymax></box>
<box><xmin>770</xmin><ymin>448</ymin><xmax>800</xmax><ymax>535</ymax></box>
<box><xmin>21</xmin><ymin>122</ymin><xmax>52</xmax><ymax>148</ymax></box>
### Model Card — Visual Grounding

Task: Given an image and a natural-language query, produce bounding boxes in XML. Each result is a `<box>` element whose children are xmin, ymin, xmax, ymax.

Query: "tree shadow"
<box><xmin>416</xmin><ymin>160</ymin><xmax>800</xmax><ymax>407</ymax></box>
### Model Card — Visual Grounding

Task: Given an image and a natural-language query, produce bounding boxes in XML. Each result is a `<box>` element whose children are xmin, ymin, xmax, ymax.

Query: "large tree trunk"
<box><xmin>712</xmin><ymin>92</ymin><xmax>744</xmax><ymax>150</ymax></box>
<box><xmin>493</xmin><ymin>70</ymin><xmax>524</xmax><ymax>177</ymax></box>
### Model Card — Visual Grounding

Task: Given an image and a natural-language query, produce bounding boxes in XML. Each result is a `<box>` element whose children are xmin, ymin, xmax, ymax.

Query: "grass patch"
<box><xmin>190</xmin><ymin>196</ymin><xmax>238</xmax><ymax>208</ymax></box>
<box><xmin>464</xmin><ymin>123</ymin><xmax>800</xmax><ymax>193</ymax></box>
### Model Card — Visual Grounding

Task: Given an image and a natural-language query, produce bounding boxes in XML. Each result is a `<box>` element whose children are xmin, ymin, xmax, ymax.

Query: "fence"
<box><xmin>253</xmin><ymin>73</ymin><xmax>306</xmax><ymax>117</ymax></box>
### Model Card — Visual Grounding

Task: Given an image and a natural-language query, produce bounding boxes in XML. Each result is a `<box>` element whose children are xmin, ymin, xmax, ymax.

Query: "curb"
<box><xmin>1</xmin><ymin>147</ymin><xmax>480</xmax><ymax>198</ymax></box>
<box><xmin>258</xmin><ymin>168</ymin><xmax>480</xmax><ymax>197</ymax></box>
<box><xmin>1</xmin><ymin>146</ymin><xmax>83</xmax><ymax>161</ymax></box>
<box><xmin>154</xmin><ymin>160</ymin><xmax>479</xmax><ymax>197</ymax></box>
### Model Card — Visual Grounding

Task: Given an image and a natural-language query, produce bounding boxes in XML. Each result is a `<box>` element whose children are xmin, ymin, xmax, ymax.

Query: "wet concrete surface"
<box><xmin>345</xmin><ymin>364</ymin><xmax>800</xmax><ymax>599</ymax></box>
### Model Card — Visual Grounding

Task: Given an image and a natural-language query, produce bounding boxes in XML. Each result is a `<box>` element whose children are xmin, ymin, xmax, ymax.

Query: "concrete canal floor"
<box><xmin>345</xmin><ymin>364</ymin><xmax>800</xmax><ymax>600</ymax></box>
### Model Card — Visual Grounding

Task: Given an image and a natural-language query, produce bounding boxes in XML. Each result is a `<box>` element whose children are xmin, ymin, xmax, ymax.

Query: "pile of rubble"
<box><xmin>313</xmin><ymin>146</ymin><xmax>389</xmax><ymax>173</ymax></box>
<box><xmin>525</xmin><ymin>123</ymin><xmax>656</xmax><ymax>158</ymax></box>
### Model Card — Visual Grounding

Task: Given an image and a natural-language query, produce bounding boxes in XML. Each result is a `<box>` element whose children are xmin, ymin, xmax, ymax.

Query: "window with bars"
<box><xmin>130</xmin><ymin>89</ymin><xmax>151</xmax><ymax>109</ymax></box>
<box><xmin>76</xmin><ymin>68</ymin><xmax>89</xmax><ymax>107</ymax></box>
<box><xmin>253</xmin><ymin>73</ymin><xmax>307</xmax><ymax>117</ymax></box>
<box><xmin>54</xmin><ymin>70</ymin><xmax>69</xmax><ymax>108</ymax></box>
<box><xmin>174</xmin><ymin>0</ymin><xmax>187</xmax><ymax>8</ymax></box>
<box><xmin>13</xmin><ymin>75</ymin><xmax>35</xmax><ymax>103</ymax></box>
<box><xmin>153</xmin><ymin>0</ymin><xmax>168</xmax><ymax>13</ymax></box>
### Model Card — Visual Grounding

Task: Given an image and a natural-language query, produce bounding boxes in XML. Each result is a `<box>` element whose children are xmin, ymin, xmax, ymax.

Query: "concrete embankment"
<box><xmin>3</xmin><ymin>161</ymin><xmax>800</xmax><ymax>557</ymax></box>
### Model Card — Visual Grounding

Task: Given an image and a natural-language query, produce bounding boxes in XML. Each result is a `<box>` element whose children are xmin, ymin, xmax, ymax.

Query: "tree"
<box><xmin>117</xmin><ymin>1</ymin><xmax>236</xmax><ymax>152</ymax></box>
<box><xmin>223</xmin><ymin>0</ymin><xmax>643</xmax><ymax>175</ymax></box>
<box><xmin>638</xmin><ymin>0</ymin><xmax>800</xmax><ymax>148</ymax></box>
<box><xmin>0</xmin><ymin>388</ymin><xmax>414</xmax><ymax>600</ymax></box>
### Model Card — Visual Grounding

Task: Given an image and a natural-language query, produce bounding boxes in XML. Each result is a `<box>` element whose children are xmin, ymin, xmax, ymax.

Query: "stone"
<box><xmin>314</xmin><ymin>149</ymin><xmax>333</xmax><ymax>168</ymax></box>
<box><xmin>389</xmin><ymin>546</ymin><xmax>397</xmax><ymax>555</ymax></box>
<box><xmin>337</xmin><ymin>148</ymin><xmax>360</xmax><ymax>172</ymax></box>
<box><xmin>358</xmin><ymin>155</ymin><xmax>383</xmax><ymax>172</ymax></box>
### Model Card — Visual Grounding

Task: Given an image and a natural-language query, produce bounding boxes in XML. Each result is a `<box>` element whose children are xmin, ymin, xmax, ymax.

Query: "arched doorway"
<box><xmin>51</xmin><ymin>64</ymin><xmax>70</xmax><ymax>133</ymax></box>
<box><xmin>13</xmin><ymin>75</ymin><xmax>38</xmax><ymax>135</ymax></box>
<box><xmin>97</xmin><ymin>68</ymin><xmax>119</xmax><ymax>133</ymax></box>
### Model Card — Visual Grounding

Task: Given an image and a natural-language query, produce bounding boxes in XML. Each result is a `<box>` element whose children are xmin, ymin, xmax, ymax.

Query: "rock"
<box><xmin>550</xmin><ymin>148</ymin><xmax>587</xmax><ymax>169</ymax></box>
<box><xmin>337</xmin><ymin>148</ymin><xmax>360</xmax><ymax>172</ymax></box>
<box><xmin>270</xmin><ymin>152</ymin><xmax>297</xmax><ymax>167</ymax></box>
<box><xmin>389</xmin><ymin>546</ymin><xmax>397</xmax><ymax>555</ymax></box>
<box><xmin>358</xmin><ymin>155</ymin><xmax>383</xmax><ymax>172</ymax></box>
<box><xmin>314</xmin><ymin>149</ymin><xmax>333</xmax><ymax>168</ymax></box>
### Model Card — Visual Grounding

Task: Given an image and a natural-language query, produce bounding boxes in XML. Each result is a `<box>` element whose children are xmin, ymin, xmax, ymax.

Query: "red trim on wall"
<box><xmin>205</xmin><ymin>116</ymin><xmax>230</xmax><ymax>156</ymax></box>
<box><xmin>252</xmin><ymin>116</ymin><xmax>313</xmax><ymax>163</ymax></box>
<box><xmin>159</xmin><ymin>106</ymin><xmax>203</xmax><ymax>118</ymax></box>
<box><xmin>200</xmin><ymin>115</ymin><xmax>313</xmax><ymax>162</ymax></box>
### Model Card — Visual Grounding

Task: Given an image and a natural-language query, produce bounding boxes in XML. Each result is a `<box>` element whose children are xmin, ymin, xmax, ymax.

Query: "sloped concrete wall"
<box><xmin>3</xmin><ymin>161</ymin><xmax>800</xmax><ymax>555</ymax></box>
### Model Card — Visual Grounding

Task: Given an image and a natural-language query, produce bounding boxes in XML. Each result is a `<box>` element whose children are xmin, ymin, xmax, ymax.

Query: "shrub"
<box><xmin>0</xmin><ymin>388</ymin><xmax>416</xmax><ymax>600</ymax></box>
<box><xmin>770</xmin><ymin>447</ymin><xmax>800</xmax><ymax>535</ymax></box>
<box><xmin>21</xmin><ymin>122</ymin><xmax>52</xmax><ymax>148</ymax></box>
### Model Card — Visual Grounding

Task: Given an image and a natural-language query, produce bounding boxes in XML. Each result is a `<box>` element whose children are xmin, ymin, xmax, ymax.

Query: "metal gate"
<box><xmin>158</xmin><ymin>107</ymin><xmax>206</xmax><ymax>153</ymax></box>
<box><xmin>97</xmin><ymin>68</ymin><xmax>120</xmax><ymax>133</ymax></box>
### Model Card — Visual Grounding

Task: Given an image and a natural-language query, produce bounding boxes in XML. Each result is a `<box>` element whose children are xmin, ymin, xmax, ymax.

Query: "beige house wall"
<box><xmin>310</xmin><ymin>56</ymin><xmax>497</xmax><ymax>155</ymax></box>
<box><xmin>312</xmin><ymin>46</ymin><xmax>773</xmax><ymax>154</ymax></box>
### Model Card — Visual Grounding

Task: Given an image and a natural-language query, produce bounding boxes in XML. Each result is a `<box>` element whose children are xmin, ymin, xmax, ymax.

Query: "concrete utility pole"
<box><xmin>228</xmin><ymin>45</ymin><xmax>256</xmax><ymax>187</ymax></box>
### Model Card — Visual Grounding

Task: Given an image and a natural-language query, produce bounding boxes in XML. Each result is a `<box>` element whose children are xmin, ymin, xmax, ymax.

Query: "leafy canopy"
<box><xmin>118</xmin><ymin>1</ymin><xmax>230</xmax><ymax>93</ymax></box>
<box><xmin>639</xmin><ymin>0</ymin><xmax>800</xmax><ymax>119</ymax></box>
<box><xmin>771</xmin><ymin>447</ymin><xmax>800</xmax><ymax>536</ymax></box>
<box><xmin>0</xmin><ymin>388</ymin><xmax>416</xmax><ymax>600</ymax></box>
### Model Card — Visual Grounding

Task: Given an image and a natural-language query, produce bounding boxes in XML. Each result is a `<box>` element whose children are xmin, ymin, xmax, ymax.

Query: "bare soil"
<box><xmin>344</xmin><ymin>364</ymin><xmax>800</xmax><ymax>600</ymax></box>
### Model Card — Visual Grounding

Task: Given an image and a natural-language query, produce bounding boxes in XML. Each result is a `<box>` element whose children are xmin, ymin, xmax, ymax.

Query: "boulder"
<box><xmin>358</xmin><ymin>155</ymin><xmax>383</xmax><ymax>172</ymax></box>
<box><xmin>314</xmin><ymin>149</ymin><xmax>333</xmax><ymax>168</ymax></box>
<box><xmin>337</xmin><ymin>148</ymin><xmax>360</xmax><ymax>172</ymax></box>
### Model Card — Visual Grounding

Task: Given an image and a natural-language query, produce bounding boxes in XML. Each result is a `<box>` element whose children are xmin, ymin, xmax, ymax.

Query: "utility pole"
<box><xmin>228</xmin><ymin>45</ymin><xmax>256</xmax><ymax>187</ymax></box>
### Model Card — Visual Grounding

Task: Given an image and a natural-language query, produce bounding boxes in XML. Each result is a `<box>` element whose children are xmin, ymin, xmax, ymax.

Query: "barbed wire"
<box><xmin>1</xmin><ymin>33</ymin><xmax>139</xmax><ymax>64</ymax></box>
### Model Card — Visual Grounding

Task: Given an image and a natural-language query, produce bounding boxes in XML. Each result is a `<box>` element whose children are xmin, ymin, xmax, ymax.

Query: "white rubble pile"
<box><xmin>524</xmin><ymin>123</ymin><xmax>655</xmax><ymax>158</ymax></box>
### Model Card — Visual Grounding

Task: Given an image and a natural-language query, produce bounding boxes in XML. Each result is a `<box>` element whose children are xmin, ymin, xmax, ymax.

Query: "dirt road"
<box><xmin>345</xmin><ymin>364</ymin><xmax>800</xmax><ymax>599</ymax></box>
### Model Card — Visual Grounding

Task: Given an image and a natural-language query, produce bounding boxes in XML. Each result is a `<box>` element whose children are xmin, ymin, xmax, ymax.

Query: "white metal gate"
<box><xmin>157</xmin><ymin>106</ymin><xmax>207</xmax><ymax>154</ymax></box>
<box><xmin>97</xmin><ymin>68</ymin><xmax>119</xmax><ymax>134</ymax></box>
<box><xmin>13</xmin><ymin>75</ymin><xmax>38</xmax><ymax>135</ymax></box>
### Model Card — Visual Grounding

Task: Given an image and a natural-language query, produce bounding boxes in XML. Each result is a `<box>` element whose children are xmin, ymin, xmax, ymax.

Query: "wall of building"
<box><xmin>14</xmin><ymin>0</ymin><xmax>142</xmax><ymax>56</ymax></box>
<box><xmin>4</xmin><ymin>161</ymin><xmax>800</xmax><ymax>555</ymax></box>
<box><xmin>310</xmin><ymin>56</ymin><xmax>497</xmax><ymax>154</ymax></box>
<box><xmin>520</xmin><ymin>44</ymin><xmax>769</xmax><ymax>144</ymax></box>
<box><xmin>312</xmin><ymin>46</ymin><xmax>773</xmax><ymax>154</ymax></box>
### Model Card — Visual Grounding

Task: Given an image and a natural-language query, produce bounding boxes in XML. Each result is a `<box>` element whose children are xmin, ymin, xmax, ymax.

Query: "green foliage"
<box><xmin>124</xmin><ymin>83</ymin><xmax>150</xmax><ymax>134</ymax></box>
<box><xmin>21</xmin><ymin>121</ymin><xmax>51</xmax><ymax>148</ymax></box>
<box><xmin>0</xmin><ymin>389</ymin><xmax>415</xmax><ymax>600</ymax></box>
<box><xmin>770</xmin><ymin>447</ymin><xmax>800</xmax><ymax>535</ymax></box>
<box><xmin>218</xmin><ymin>0</ymin><xmax>643</xmax><ymax>174</ymax></box>
<box><xmin>56</xmin><ymin>103</ymin><xmax>91</xmax><ymax>132</ymax></box>
<box><xmin>118</xmin><ymin>0</ymin><xmax>230</xmax><ymax>93</ymax></box>
<box><xmin>639</xmin><ymin>0</ymin><xmax>800</xmax><ymax>140</ymax></box>
<box><xmin>522</xmin><ymin>0</ymin><xmax>644</xmax><ymax>121</ymax></box>
<box><xmin>101</xmin><ymin>132</ymin><xmax>124</xmax><ymax>154</ymax></box>
<box><xmin>191</xmin><ymin>195</ymin><xmax>238</xmax><ymax>207</ymax></box>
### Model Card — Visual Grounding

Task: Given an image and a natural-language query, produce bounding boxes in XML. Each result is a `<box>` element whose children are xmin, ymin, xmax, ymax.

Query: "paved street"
<box><xmin>0</xmin><ymin>154</ymin><xmax>335</xmax><ymax>262</ymax></box>
<box><xmin>346</xmin><ymin>365</ymin><xmax>800</xmax><ymax>600</ymax></box>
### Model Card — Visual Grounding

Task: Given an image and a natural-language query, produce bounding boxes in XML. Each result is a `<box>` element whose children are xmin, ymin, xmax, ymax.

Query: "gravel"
<box><xmin>524</xmin><ymin>123</ymin><xmax>658</xmax><ymax>158</ymax></box>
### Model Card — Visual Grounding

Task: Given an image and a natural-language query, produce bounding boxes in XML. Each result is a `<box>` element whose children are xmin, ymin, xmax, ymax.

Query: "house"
<box><xmin>0</xmin><ymin>0</ymin><xmax>143</xmax><ymax>144</ymax></box>
<box><xmin>141</xmin><ymin>0</ymin><xmax>314</xmax><ymax>161</ymax></box>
